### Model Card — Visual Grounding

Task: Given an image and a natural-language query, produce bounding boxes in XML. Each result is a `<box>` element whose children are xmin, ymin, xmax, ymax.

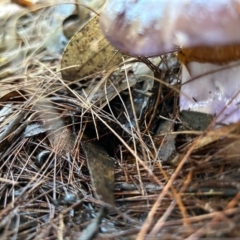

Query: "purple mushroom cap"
<box><xmin>100</xmin><ymin>0</ymin><xmax>240</xmax><ymax>56</ymax></box>
<box><xmin>100</xmin><ymin>0</ymin><xmax>240</xmax><ymax>125</ymax></box>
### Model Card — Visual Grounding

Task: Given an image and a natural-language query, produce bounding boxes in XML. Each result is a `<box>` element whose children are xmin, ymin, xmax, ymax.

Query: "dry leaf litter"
<box><xmin>0</xmin><ymin>0</ymin><xmax>240</xmax><ymax>239</ymax></box>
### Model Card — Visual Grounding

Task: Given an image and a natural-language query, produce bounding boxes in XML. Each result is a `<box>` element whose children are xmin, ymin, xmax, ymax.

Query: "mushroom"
<box><xmin>100</xmin><ymin>0</ymin><xmax>240</xmax><ymax>125</ymax></box>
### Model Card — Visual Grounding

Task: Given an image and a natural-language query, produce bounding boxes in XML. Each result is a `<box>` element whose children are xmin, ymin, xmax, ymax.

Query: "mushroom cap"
<box><xmin>100</xmin><ymin>0</ymin><xmax>240</xmax><ymax>57</ymax></box>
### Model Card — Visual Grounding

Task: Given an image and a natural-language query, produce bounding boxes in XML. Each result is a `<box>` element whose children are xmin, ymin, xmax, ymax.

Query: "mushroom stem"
<box><xmin>181</xmin><ymin>61</ymin><xmax>240</xmax><ymax>124</ymax></box>
<box><xmin>179</xmin><ymin>46</ymin><xmax>240</xmax><ymax>125</ymax></box>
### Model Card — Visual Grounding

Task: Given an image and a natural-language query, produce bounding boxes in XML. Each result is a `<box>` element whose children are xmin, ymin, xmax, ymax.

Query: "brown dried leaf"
<box><xmin>0</xmin><ymin>85</ymin><xmax>20</xmax><ymax>100</ymax></box>
<box><xmin>61</xmin><ymin>15</ymin><xmax>123</xmax><ymax>80</ymax></box>
<box><xmin>156</xmin><ymin>120</ymin><xmax>177</xmax><ymax>162</ymax></box>
<box><xmin>82</xmin><ymin>141</ymin><xmax>115</xmax><ymax>206</ymax></box>
<box><xmin>11</xmin><ymin>0</ymin><xmax>33</xmax><ymax>8</ymax></box>
<box><xmin>193</xmin><ymin>122</ymin><xmax>240</xmax><ymax>150</ymax></box>
<box><xmin>216</xmin><ymin>139</ymin><xmax>240</xmax><ymax>159</ymax></box>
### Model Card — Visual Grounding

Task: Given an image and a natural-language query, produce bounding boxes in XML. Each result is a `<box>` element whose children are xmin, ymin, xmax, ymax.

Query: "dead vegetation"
<box><xmin>1</xmin><ymin>1</ymin><xmax>240</xmax><ymax>240</ymax></box>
